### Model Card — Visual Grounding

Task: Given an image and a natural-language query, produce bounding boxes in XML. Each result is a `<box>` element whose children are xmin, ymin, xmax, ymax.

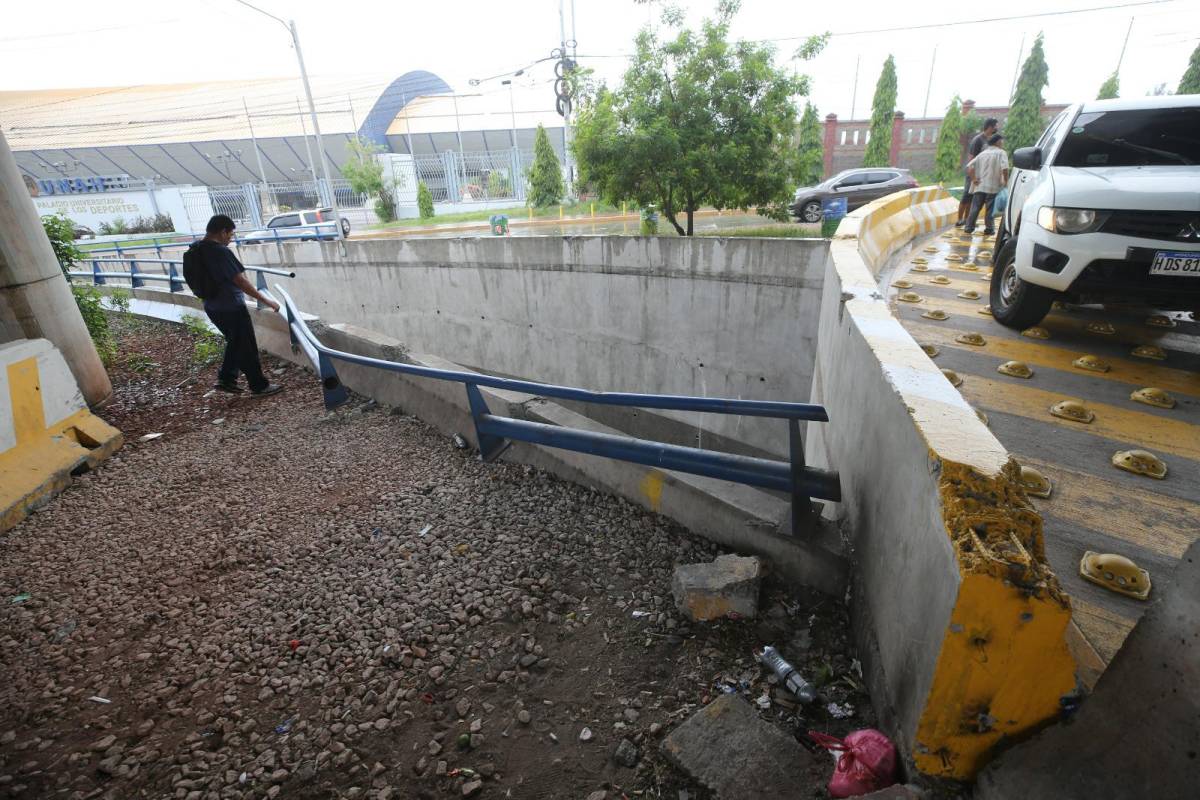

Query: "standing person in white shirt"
<box><xmin>963</xmin><ymin>134</ymin><xmax>1010</xmax><ymax>236</ymax></box>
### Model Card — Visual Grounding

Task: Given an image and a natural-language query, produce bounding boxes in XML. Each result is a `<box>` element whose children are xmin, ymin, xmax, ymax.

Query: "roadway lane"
<box><xmin>888</xmin><ymin>228</ymin><xmax>1200</xmax><ymax>671</ymax></box>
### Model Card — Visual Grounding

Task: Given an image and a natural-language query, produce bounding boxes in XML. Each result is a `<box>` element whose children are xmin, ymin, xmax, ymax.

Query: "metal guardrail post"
<box><xmin>91</xmin><ymin>261</ymin><xmax>106</xmax><ymax>285</ymax></box>
<box><xmin>788</xmin><ymin>419</ymin><xmax>815</xmax><ymax>536</ymax></box>
<box><xmin>168</xmin><ymin>263</ymin><xmax>184</xmax><ymax>293</ymax></box>
<box><xmin>465</xmin><ymin>383</ymin><xmax>512</xmax><ymax>463</ymax></box>
<box><xmin>130</xmin><ymin>261</ymin><xmax>144</xmax><ymax>289</ymax></box>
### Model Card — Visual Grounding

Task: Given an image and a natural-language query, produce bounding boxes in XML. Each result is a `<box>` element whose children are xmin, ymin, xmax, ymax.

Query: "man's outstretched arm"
<box><xmin>233</xmin><ymin>272</ymin><xmax>280</xmax><ymax>312</ymax></box>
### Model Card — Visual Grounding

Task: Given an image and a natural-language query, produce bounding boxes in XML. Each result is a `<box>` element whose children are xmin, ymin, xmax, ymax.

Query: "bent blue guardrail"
<box><xmin>272</xmin><ymin>285</ymin><xmax>841</xmax><ymax>534</ymax></box>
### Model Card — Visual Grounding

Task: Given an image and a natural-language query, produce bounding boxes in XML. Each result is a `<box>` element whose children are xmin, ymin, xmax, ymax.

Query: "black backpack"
<box><xmin>182</xmin><ymin>242</ymin><xmax>220</xmax><ymax>300</ymax></box>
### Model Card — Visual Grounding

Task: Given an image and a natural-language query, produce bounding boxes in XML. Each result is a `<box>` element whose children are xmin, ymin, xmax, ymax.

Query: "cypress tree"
<box><xmin>933</xmin><ymin>97</ymin><xmax>963</xmax><ymax>184</ymax></box>
<box><xmin>1178</xmin><ymin>42</ymin><xmax>1200</xmax><ymax>94</ymax></box>
<box><xmin>528</xmin><ymin>124</ymin><xmax>565</xmax><ymax>208</ymax></box>
<box><xmin>862</xmin><ymin>55</ymin><xmax>897</xmax><ymax>167</ymax></box>
<box><xmin>1005</xmin><ymin>33</ymin><xmax>1050</xmax><ymax>153</ymax></box>
<box><xmin>796</xmin><ymin>103</ymin><xmax>824</xmax><ymax>186</ymax></box>
<box><xmin>1096</xmin><ymin>72</ymin><xmax>1120</xmax><ymax>100</ymax></box>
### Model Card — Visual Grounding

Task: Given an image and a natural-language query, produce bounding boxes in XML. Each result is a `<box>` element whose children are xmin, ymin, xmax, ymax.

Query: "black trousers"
<box><xmin>205</xmin><ymin>306</ymin><xmax>268</xmax><ymax>392</ymax></box>
<box><xmin>963</xmin><ymin>192</ymin><xmax>997</xmax><ymax>233</ymax></box>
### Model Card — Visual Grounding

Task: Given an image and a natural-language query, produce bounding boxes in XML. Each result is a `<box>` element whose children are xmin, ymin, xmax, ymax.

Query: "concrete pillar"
<box><xmin>889</xmin><ymin>111</ymin><xmax>905</xmax><ymax>168</ymax></box>
<box><xmin>822</xmin><ymin>114</ymin><xmax>838</xmax><ymax>178</ymax></box>
<box><xmin>0</xmin><ymin>128</ymin><xmax>112</xmax><ymax>407</ymax></box>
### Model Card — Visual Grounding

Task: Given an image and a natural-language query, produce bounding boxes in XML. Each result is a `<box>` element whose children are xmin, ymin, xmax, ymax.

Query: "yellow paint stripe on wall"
<box><xmin>7</xmin><ymin>358</ymin><xmax>46</xmax><ymax>446</ymax></box>
<box><xmin>1015</xmin><ymin>454</ymin><xmax>1200</xmax><ymax>560</ymax></box>
<box><xmin>906</xmin><ymin>321</ymin><xmax>1200</xmax><ymax>399</ymax></box>
<box><xmin>1070</xmin><ymin>599</ymin><xmax>1136</xmax><ymax>663</ymax></box>
<box><xmin>956</xmin><ymin>374</ymin><xmax>1200</xmax><ymax>462</ymax></box>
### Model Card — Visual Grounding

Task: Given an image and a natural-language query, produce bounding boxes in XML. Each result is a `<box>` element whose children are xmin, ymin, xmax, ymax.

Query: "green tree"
<box><xmin>862</xmin><ymin>55</ymin><xmax>898</xmax><ymax>167</ymax></box>
<box><xmin>417</xmin><ymin>182</ymin><xmax>434</xmax><ymax>220</ymax></box>
<box><xmin>527</xmin><ymin>124</ymin><xmax>564</xmax><ymax>208</ymax></box>
<box><xmin>41</xmin><ymin>214</ymin><xmax>116</xmax><ymax>363</ymax></box>
<box><xmin>795</xmin><ymin>102</ymin><xmax>824</xmax><ymax>186</ymax></box>
<box><xmin>1179</xmin><ymin>42</ymin><xmax>1200</xmax><ymax>94</ymax></box>
<box><xmin>341</xmin><ymin>139</ymin><xmax>396</xmax><ymax>222</ymax></box>
<box><xmin>41</xmin><ymin>213</ymin><xmax>84</xmax><ymax>277</ymax></box>
<box><xmin>1005</xmin><ymin>33</ymin><xmax>1050</xmax><ymax>153</ymax></box>
<box><xmin>1097</xmin><ymin>72</ymin><xmax>1120</xmax><ymax>100</ymax></box>
<box><xmin>933</xmin><ymin>97</ymin><xmax>964</xmax><ymax>183</ymax></box>
<box><xmin>572</xmin><ymin>0</ymin><xmax>823</xmax><ymax>235</ymax></box>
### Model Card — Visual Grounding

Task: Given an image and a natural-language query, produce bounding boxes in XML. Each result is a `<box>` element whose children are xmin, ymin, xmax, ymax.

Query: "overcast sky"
<box><xmin>2</xmin><ymin>0</ymin><xmax>1198</xmax><ymax>123</ymax></box>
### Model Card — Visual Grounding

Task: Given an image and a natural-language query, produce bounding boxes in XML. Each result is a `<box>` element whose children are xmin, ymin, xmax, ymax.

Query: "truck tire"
<box><xmin>989</xmin><ymin>238</ymin><xmax>1056</xmax><ymax>330</ymax></box>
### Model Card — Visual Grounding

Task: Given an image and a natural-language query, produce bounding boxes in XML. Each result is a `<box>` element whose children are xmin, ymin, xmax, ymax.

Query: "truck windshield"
<box><xmin>1053</xmin><ymin>107</ymin><xmax>1200</xmax><ymax>167</ymax></box>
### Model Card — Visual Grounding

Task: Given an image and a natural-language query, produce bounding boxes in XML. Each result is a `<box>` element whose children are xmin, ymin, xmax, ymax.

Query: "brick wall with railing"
<box><xmin>821</xmin><ymin>100</ymin><xmax>1069</xmax><ymax>178</ymax></box>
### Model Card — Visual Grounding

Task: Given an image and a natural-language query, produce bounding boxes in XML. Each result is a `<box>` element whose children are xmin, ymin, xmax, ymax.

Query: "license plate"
<box><xmin>1149</xmin><ymin>250</ymin><xmax>1200</xmax><ymax>276</ymax></box>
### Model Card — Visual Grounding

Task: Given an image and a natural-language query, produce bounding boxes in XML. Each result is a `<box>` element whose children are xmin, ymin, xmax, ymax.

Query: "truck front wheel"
<box><xmin>989</xmin><ymin>239</ymin><xmax>1056</xmax><ymax>330</ymax></box>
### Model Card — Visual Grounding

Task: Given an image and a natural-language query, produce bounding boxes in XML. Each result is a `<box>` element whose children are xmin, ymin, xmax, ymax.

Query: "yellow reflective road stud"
<box><xmin>955</xmin><ymin>332</ymin><xmax>987</xmax><ymax>346</ymax></box>
<box><xmin>898</xmin><ymin>292</ymin><xmax>924</xmax><ymax>303</ymax></box>
<box><xmin>1022</xmin><ymin>327</ymin><xmax>1050</xmax><ymax>340</ymax></box>
<box><xmin>921</xmin><ymin>344</ymin><xmax>940</xmax><ymax>358</ymax></box>
<box><xmin>998</xmin><ymin>361</ymin><xmax>1033</xmax><ymax>379</ymax></box>
<box><xmin>1112</xmin><ymin>449</ymin><xmax>1168</xmax><ymax>480</ymax></box>
<box><xmin>1072</xmin><ymin>354</ymin><xmax>1111</xmax><ymax>373</ymax></box>
<box><xmin>1080</xmin><ymin>551</ymin><xmax>1151</xmax><ymax>600</ymax></box>
<box><xmin>1130</xmin><ymin>387</ymin><xmax>1175</xmax><ymax>409</ymax></box>
<box><xmin>1050</xmin><ymin>400</ymin><xmax>1095</xmax><ymax>424</ymax></box>
<box><xmin>922</xmin><ymin>309</ymin><xmax>949</xmax><ymax>320</ymax></box>
<box><xmin>1018</xmin><ymin>465</ymin><xmax>1052</xmax><ymax>498</ymax></box>
<box><xmin>941</xmin><ymin>368</ymin><xmax>963</xmax><ymax>387</ymax></box>
<box><xmin>957</xmin><ymin>289</ymin><xmax>980</xmax><ymax>300</ymax></box>
<box><xmin>1131</xmin><ymin>344</ymin><xmax>1167</xmax><ymax>361</ymax></box>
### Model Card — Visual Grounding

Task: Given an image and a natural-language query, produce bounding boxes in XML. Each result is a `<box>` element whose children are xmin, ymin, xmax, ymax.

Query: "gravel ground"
<box><xmin>0</xmin><ymin>318</ymin><xmax>873</xmax><ymax>799</ymax></box>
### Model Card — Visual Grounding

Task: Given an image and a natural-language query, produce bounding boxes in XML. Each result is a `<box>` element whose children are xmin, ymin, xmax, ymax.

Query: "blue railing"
<box><xmin>273</xmin><ymin>285</ymin><xmax>840</xmax><ymax>533</ymax></box>
<box><xmin>66</xmin><ymin>257</ymin><xmax>295</xmax><ymax>310</ymax></box>
<box><xmin>80</xmin><ymin>223</ymin><xmax>340</xmax><ymax>258</ymax></box>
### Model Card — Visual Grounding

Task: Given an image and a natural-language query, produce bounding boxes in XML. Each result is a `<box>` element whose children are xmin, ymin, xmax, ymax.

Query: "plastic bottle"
<box><xmin>758</xmin><ymin>645</ymin><xmax>816</xmax><ymax>703</ymax></box>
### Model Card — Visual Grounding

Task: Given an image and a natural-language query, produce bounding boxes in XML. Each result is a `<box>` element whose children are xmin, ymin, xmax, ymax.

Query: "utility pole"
<box><xmin>849</xmin><ymin>56</ymin><xmax>861</xmax><ymax>119</ymax></box>
<box><xmin>297</xmin><ymin>98</ymin><xmax>319</xmax><ymax>186</ymax></box>
<box><xmin>243</xmin><ymin>97</ymin><xmax>269</xmax><ymax>185</ymax></box>
<box><xmin>923</xmin><ymin>45</ymin><xmax>938</xmax><ymax>117</ymax></box>
<box><xmin>559</xmin><ymin>0</ymin><xmax>576</xmax><ymax>195</ymax></box>
<box><xmin>1116</xmin><ymin>17</ymin><xmax>1134</xmax><ymax>73</ymax></box>
<box><xmin>1009</xmin><ymin>34</ymin><xmax>1026</xmax><ymax>103</ymax></box>
<box><xmin>233</xmin><ymin>2</ymin><xmax>343</xmax><ymax>238</ymax></box>
<box><xmin>348</xmin><ymin>93</ymin><xmax>359</xmax><ymax>140</ymax></box>
<box><xmin>502</xmin><ymin>79</ymin><xmax>517</xmax><ymax>148</ymax></box>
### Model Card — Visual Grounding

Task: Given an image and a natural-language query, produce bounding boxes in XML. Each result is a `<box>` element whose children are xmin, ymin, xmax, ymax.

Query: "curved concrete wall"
<box><xmin>806</xmin><ymin>188</ymin><xmax>1079</xmax><ymax>779</ymax></box>
<box><xmin>242</xmin><ymin>236</ymin><xmax>829</xmax><ymax>459</ymax></box>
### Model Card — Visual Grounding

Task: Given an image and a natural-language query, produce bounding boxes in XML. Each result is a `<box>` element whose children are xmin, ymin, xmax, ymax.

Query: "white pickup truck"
<box><xmin>989</xmin><ymin>95</ymin><xmax>1200</xmax><ymax>328</ymax></box>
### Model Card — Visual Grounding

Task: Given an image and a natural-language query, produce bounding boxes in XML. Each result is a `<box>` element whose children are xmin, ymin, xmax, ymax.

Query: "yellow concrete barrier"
<box><xmin>0</xmin><ymin>338</ymin><xmax>122</xmax><ymax>532</ymax></box>
<box><xmin>809</xmin><ymin>187</ymin><xmax>1077</xmax><ymax>779</ymax></box>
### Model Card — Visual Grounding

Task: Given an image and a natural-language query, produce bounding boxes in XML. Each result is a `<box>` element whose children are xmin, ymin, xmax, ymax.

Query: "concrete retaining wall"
<box><xmin>806</xmin><ymin>188</ymin><xmax>1079</xmax><ymax>779</ymax></box>
<box><xmin>237</xmin><ymin>236</ymin><xmax>828</xmax><ymax>460</ymax></box>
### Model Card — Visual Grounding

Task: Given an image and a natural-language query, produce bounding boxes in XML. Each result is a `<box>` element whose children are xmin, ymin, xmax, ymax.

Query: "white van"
<box><xmin>990</xmin><ymin>96</ymin><xmax>1200</xmax><ymax>328</ymax></box>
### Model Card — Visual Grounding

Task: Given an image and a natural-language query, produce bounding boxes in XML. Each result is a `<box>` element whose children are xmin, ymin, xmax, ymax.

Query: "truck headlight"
<box><xmin>1036</xmin><ymin>207</ymin><xmax>1107</xmax><ymax>234</ymax></box>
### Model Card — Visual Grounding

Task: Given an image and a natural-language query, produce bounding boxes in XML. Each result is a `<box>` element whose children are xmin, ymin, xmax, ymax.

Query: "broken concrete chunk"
<box><xmin>661</xmin><ymin>694</ymin><xmax>813</xmax><ymax>799</ymax></box>
<box><xmin>671</xmin><ymin>554</ymin><xmax>762</xmax><ymax>621</ymax></box>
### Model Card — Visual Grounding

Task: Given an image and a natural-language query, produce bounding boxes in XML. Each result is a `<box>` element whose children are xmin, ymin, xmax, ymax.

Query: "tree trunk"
<box><xmin>665</xmin><ymin>212</ymin><xmax>686</xmax><ymax>236</ymax></box>
<box><xmin>663</xmin><ymin>186</ymin><xmax>686</xmax><ymax>236</ymax></box>
<box><xmin>686</xmin><ymin>209</ymin><xmax>694</xmax><ymax>236</ymax></box>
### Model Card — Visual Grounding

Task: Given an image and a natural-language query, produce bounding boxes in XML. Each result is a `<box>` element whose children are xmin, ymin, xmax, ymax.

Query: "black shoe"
<box><xmin>954</xmin><ymin>221</ymin><xmax>964</xmax><ymax>228</ymax></box>
<box><xmin>215</xmin><ymin>381</ymin><xmax>243</xmax><ymax>394</ymax></box>
<box><xmin>251</xmin><ymin>383</ymin><xmax>283</xmax><ymax>397</ymax></box>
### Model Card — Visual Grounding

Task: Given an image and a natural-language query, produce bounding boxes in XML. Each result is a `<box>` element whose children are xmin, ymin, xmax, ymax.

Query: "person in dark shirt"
<box><xmin>955</xmin><ymin>117</ymin><xmax>999</xmax><ymax>227</ymax></box>
<box><xmin>186</xmin><ymin>214</ymin><xmax>282</xmax><ymax>396</ymax></box>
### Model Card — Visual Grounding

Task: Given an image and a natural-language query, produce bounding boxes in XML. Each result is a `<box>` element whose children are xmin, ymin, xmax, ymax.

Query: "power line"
<box><xmin>764</xmin><ymin>0</ymin><xmax>1181</xmax><ymax>41</ymax></box>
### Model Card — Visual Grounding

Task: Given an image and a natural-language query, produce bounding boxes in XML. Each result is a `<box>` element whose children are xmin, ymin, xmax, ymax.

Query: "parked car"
<box><xmin>239</xmin><ymin>208</ymin><xmax>350</xmax><ymax>243</ymax></box>
<box><xmin>991</xmin><ymin>96</ymin><xmax>1200</xmax><ymax>328</ymax></box>
<box><xmin>790</xmin><ymin>168</ymin><xmax>918</xmax><ymax>223</ymax></box>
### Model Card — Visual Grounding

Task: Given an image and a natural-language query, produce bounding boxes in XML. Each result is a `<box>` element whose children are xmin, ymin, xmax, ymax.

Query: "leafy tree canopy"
<box><xmin>795</xmin><ymin>102</ymin><xmax>824</xmax><ymax>187</ymax></box>
<box><xmin>528</xmin><ymin>124</ymin><xmax>565</xmax><ymax>208</ymax></box>
<box><xmin>1097</xmin><ymin>72</ymin><xmax>1120</xmax><ymax>100</ymax></box>
<box><xmin>1179</xmin><ymin>42</ymin><xmax>1200</xmax><ymax>94</ymax></box>
<box><xmin>571</xmin><ymin>0</ymin><xmax>826</xmax><ymax>235</ymax></box>
<box><xmin>1005</xmin><ymin>33</ymin><xmax>1050</xmax><ymax>153</ymax></box>
<box><xmin>933</xmin><ymin>96</ymin><xmax>963</xmax><ymax>183</ymax></box>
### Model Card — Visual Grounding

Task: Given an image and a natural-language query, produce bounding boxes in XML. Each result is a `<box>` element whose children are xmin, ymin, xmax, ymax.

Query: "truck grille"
<box><xmin>1099</xmin><ymin>210</ymin><xmax>1200</xmax><ymax>243</ymax></box>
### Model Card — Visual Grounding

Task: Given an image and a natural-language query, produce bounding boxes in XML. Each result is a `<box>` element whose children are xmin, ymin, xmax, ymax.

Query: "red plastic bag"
<box><xmin>808</xmin><ymin>729</ymin><xmax>898</xmax><ymax>798</ymax></box>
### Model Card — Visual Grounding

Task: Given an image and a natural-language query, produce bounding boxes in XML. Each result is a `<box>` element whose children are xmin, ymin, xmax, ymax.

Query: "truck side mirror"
<box><xmin>1012</xmin><ymin>147</ymin><xmax>1043</xmax><ymax>171</ymax></box>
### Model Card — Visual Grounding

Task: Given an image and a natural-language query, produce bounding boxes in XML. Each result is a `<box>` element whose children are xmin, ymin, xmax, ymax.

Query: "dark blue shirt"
<box><xmin>188</xmin><ymin>239</ymin><xmax>246</xmax><ymax>313</ymax></box>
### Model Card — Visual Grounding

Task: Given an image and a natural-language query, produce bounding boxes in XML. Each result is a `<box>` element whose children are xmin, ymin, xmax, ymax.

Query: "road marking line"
<box><xmin>905</xmin><ymin>320</ymin><xmax>1200</xmax><ymax>399</ymax></box>
<box><xmin>954</xmin><ymin>374</ymin><xmax>1200</xmax><ymax>462</ymax></box>
<box><xmin>1070</xmin><ymin>598</ymin><xmax>1136</xmax><ymax>663</ymax></box>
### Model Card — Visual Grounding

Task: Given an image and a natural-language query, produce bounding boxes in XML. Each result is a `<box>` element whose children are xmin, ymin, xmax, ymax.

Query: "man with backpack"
<box><xmin>183</xmin><ymin>215</ymin><xmax>282</xmax><ymax>396</ymax></box>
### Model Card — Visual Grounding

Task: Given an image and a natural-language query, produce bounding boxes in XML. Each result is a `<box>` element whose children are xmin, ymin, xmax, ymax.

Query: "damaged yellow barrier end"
<box><xmin>1</xmin><ymin>339</ymin><xmax>122</xmax><ymax>532</ymax></box>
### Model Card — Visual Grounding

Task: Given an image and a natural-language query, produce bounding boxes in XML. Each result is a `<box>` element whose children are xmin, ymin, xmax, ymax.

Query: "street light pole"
<box><xmin>233</xmin><ymin>1</ymin><xmax>343</xmax><ymax>239</ymax></box>
<box><xmin>502</xmin><ymin>80</ymin><xmax>517</xmax><ymax>148</ymax></box>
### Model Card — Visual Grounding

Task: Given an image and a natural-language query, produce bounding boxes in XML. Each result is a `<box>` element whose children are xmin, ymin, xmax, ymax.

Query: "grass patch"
<box><xmin>372</xmin><ymin>199</ymin><xmax>624</xmax><ymax>229</ymax></box>
<box><xmin>697</xmin><ymin>224</ymin><xmax>821</xmax><ymax>238</ymax></box>
<box><xmin>79</xmin><ymin>236</ymin><xmax>187</xmax><ymax>252</ymax></box>
<box><xmin>181</xmin><ymin>314</ymin><xmax>225</xmax><ymax>366</ymax></box>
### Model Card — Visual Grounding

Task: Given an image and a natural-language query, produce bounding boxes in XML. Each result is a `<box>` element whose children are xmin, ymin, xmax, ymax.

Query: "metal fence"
<box><xmin>413</xmin><ymin>149</ymin><xmax>533</xmax><ymax>204</ymax></box>
<box><xmin>203</xmin><ymin>180</ymin><xmax>372</xmax><ymax>228</ymax></box>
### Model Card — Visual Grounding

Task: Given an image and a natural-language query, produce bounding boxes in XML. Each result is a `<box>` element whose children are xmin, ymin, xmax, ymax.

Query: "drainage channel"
<box><xmin>888</xmin><ymin>228</ymin><xmax>1200</xmax><ymax>673</ymax></box>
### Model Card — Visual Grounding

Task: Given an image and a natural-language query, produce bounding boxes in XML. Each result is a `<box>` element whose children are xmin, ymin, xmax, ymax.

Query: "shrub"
<box><xmin>41</xmin><ymin>213</ymin><xmax>84</xmax><ymax>277</ymax></box>
<box><xmin>487</xmin><ymin>170</ymin><xmax>512</xmax><ymax>199</ymax></box>
<box><xmin>527</xmin><ymin>124</ymin><xmax>564</xmax><ymax>208</ymax></box>
<box><xmin>181</xmin><ymin>314</ymin><xmax>225</xmax><ymax>366</ymax></box>
<box><xmin>71</xmin><ymin>286</ymin><xmax>117</xmax><ymax>364</ymax></box>
<box><xmin>417</xmin><ymin>182</ymin><xmax>435</xmax><ymax>220</ymax></box>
